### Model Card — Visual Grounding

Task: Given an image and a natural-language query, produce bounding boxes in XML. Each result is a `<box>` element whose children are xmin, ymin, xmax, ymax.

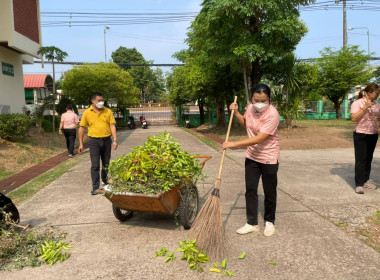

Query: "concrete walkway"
<box><xmin>1</xmin><ymin>126</ymin><xmax>379</xmax><ymax>280</ymax></box>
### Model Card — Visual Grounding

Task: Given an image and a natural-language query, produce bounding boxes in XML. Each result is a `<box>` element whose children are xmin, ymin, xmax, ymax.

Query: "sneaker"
<box><xmin>69</xmin><ymin>154</ymin><xmax>74</xmax><ymax>158</ymax></box>
<box><xmin>264</xmin><ymin>221</ymin><xmax>275</xmax><ymax>237</ymax></box>
<box><xmin>364</xmin><ymin>182</ymin><xmax>377</xmax><ymax>190</ymax></box>
<box><xmin>91</xmin><ymin>190</ymin><xmax>97</xmax><ymax>195</ymax></box>
<box><xmin>236</xmin><ymin>223</ymin><xmax>260</xmax><ymax>235</ymax></box>
<box><xmin>355</xmin><ymin>186</ymin><xmax>364</xmax><ymax>194</ymax></box>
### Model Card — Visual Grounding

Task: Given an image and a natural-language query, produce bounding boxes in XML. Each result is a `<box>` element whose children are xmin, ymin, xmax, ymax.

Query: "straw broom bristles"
<box><xmin>188</xmin><ymin>96</ymin><xmax>237</xmax><ymax>260</ymax></box>
<box><xmin>188</xmin><ymin>180</ymin><xmax>226</xmax><ymax>260</ymax></box>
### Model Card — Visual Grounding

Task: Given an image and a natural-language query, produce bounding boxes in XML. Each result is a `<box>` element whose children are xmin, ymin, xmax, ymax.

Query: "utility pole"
<box><xmin>104</xmin><ymin>26</ymin><xmax>110</xmax><ymax>62</ymax></box>
<box><xmin>336</xmin><ymin>0</ymin><xmax>347</xmax><ymax>47</ymax></box>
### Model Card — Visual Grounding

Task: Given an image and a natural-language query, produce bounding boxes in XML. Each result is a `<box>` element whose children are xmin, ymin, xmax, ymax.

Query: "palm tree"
<box><xmin>37</xmin><ymin>46</ymin><xmax>68</xmax><ymax>132</ymax></box>
<box><xmin>271</xmin><ymin>53</ymin><xmax>304</xmax><ymax>128</ymax></box>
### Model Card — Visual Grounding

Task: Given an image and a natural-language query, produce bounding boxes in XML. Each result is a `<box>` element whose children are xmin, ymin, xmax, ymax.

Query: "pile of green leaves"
<box><xmin>0</xmin><ymin>227</ymin><xmax>70</xmax><ymax>271</ymax></box>
<box><xmin>155</xmin><ymin>239</ymin><xmax>239</xmax><ymax>276</ymax></box>
<box><xmin>177</xmin><ymin>239</ymin><xmax>209</xmax><ymax>272</ymax></box>
<box><xmin>108</xmin><ymin>132</ymin><xmax>206</xmax><ymax>194</ymax></box>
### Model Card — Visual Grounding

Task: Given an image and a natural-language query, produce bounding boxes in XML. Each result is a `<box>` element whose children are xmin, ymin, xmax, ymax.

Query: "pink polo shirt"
<box><xmin>61</xmin><ymin>111</ymin><xmax>79</xmax><ymax>129</ymax></box>
<box><xmin>351</xmin><ymin>98</ymin><xmax>380</xmax><ymax>134</ymax></box>
<box><xmin>244</xmin><ymin>104</ymin><xmax>280</xmax><ymax>164</ymax></box>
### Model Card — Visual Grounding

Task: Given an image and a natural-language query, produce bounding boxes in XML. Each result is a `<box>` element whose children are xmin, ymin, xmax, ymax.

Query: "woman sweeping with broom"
<box><xmin>223</xmin><ymin>84</ymin><xmax>279</xmax><ymax>237</ymax></box>
<box><xmin>350</xmin><ymin>83</ymin><xmax>380</xmax><ymax>194</ymax></box>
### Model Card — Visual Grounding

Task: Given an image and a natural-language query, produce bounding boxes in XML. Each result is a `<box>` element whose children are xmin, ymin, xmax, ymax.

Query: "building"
<box><xmin>0</xmin><ymin>0</ymin><xmax>42</xmax><ymax>114</ymax></box>
<box><xmin>24</xmin><ymin>74</ymin><xmax>53</xmax><ymax>105</ymax></box>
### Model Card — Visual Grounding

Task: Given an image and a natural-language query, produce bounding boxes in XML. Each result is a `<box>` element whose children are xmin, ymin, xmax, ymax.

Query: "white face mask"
<box><xmin>95</xmin><ymin>101</ymin><xmax>104</xmax><ymax>109</ymax></box>
<box><xmin>253</xmin><ymin>103</ymin><xmax>269</xmax><ymax>112</ymax></box>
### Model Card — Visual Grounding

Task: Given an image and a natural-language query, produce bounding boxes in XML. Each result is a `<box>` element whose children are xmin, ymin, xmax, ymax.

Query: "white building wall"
<box><xmin>0</xmin><ymin>45</ymin><xmax>25</xmax><ymax>113</ymax></box>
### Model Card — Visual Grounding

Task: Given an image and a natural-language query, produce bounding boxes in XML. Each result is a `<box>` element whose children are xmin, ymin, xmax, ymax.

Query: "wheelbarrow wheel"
<box><xmin>112</xmin><ymin>205</ymin><xmax>133</xmax><ymax>222</ymax></box>
<box><xmin>178</xmin><ymin>184</ymin><xmax>199</xmax><ymax>230</ymax></box>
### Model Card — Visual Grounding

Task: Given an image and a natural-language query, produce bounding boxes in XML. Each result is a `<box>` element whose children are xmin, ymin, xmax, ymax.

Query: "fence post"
<box><xmin>343</xmin><ymin>99</ymin><xmax>348</xmax><ymax>119</ymax></box>
<box><xmin>318</xmin><ymin>100</ymin><xmax>323</xmax><ymax>118</ymax></box>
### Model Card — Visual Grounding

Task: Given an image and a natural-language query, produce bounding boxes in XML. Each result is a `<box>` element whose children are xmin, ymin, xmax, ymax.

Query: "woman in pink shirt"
<box><xmin>223</xmin><ymin>84</ymin><xmax>279</xmax><ymax>237</ymax></box>
<box><xmin>350</xmin><ymin>83</ymin><xmax>380</xmax><ymax>194</ymax></box>
<box><xmin>59</xmin><ymin>104</ymin><xmax>79</xmax><ymax>157</ymax></box>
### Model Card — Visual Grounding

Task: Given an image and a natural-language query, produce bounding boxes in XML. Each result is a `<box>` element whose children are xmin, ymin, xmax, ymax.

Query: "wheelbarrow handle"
<box><xmin>196</xmin><ymin>155</ymin><xmax>212</xmax><ymax>168</ymax></box>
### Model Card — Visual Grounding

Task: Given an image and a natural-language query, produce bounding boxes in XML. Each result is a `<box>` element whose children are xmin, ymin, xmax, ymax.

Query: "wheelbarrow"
<box><xmin>103</xmin><ymin>155</ymin><xmax>211</xmax><ymax>229</ymax></box>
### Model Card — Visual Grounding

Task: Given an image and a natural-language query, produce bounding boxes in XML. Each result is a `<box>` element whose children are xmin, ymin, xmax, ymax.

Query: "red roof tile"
<box><xmin>24</xmin><ymin>74</ymin><xmax>52</xmax><ymax>88</ymax></box>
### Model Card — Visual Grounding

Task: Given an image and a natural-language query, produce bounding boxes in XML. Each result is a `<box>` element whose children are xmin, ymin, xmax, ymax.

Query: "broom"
<box><xmin>188</xmin><ymin>95</ymin><xmax>238</xmax><ymax>260</ymax></box>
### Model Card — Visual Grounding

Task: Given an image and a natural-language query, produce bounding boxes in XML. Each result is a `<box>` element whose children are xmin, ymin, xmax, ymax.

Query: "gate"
<box><xmin>120</xmin><ymin>103</ymin><xmax>175</xmax><ymax>126</ymax></box>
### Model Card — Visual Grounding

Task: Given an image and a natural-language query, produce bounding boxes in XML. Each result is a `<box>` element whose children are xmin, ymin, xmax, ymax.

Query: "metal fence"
<box><xmin>125</xmin><ymin>103</ymin><xmax>175</xmax><ymax>125</ymax></box>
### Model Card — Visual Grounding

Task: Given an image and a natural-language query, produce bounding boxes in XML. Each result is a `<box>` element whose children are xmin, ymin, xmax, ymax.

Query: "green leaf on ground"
<box><xmin>269</xmin><ymin>261</ymin><xmax>277</xmax><ymax>265</ymax></box>
<box><xmin>238</xmin><ymin>252</ymin><xmax>246</xmax><ymax>259</ymax></box>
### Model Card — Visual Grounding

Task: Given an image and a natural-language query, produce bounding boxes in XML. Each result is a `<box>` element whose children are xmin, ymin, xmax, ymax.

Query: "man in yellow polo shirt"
<box><xmin>78</xmin><ymin>92</ymin><xmax>118</xmax><ymax>195</ymax></box>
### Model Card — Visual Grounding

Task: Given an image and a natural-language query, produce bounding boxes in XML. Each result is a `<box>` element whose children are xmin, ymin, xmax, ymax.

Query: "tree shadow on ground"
<box><xmin>330</xmin><ymin>160</ymin><xmax>380</xmax><ymax>190</ymax></box>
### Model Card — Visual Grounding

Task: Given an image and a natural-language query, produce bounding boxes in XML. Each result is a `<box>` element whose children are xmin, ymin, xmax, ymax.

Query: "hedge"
<box><xmin>0</xmin><ymin>114</ymin><xmax>31</xmax><ymax>141</ymax></box>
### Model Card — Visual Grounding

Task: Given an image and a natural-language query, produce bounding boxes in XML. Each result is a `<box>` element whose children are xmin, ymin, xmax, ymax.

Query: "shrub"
<box><xmin>56</xmin><ymin>96</ymin><xmax>78</xmax><ymax>115</ymax></box>
<box><xmin>0</xmin><ymin>114</ymin><xmax>30</xmax><ymax>141</ymax></box>
<box><xmin>42</xmin><ymin>116</ymin><xmax>61</xmax><ymax>133</ymax></box>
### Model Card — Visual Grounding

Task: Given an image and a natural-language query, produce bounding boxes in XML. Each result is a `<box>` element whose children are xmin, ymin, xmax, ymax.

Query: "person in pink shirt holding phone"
<box><xmin>223</xmin><ymin>84</ymin><xmax>279</xmax><ymax>237</ymax></box>
<box><xmin>350</xmin><ymin>83</ymin><xmax>380</xmax><ymax>194</ymax></box>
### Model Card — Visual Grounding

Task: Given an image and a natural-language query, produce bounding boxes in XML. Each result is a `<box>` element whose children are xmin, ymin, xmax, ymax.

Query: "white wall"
<box><xmin>0</xmin><ymin>45</ymin><xmax>25</xmax><ymax>113</ymax></box>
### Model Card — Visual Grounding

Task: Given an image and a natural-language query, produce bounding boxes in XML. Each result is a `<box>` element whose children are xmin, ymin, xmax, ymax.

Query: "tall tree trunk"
<box><xmin>285</xmin><ymin>85</ymin><xmax>289</xmax><ymax>112</ymax></box>
<box><xmin>198</xmin><ymin>98</ymin><xmax>205</xmax><ymax>125</ymax></box>
<box><xmin>250</xmin><ymin>59</ymin><xmax>261</xmax><ymax>86</ymax></box>
<box><xmin>243</xmin><ymin>67</ymin><xmax>250</xmax><ymax>106</ymax></box>
<box><xmin>52</xmin><ymin>61</ymin><xmax>56</xmax><ymax>132</ymax></box>
<box><xmin>215</xmin><ymin>98</ymin><xmax>224</xmax><ymax>127</ymax></box>
<box><xmin>335</xmin><ymin>100</ymin><xmax>342</xmax><ymax>119</ymax></box>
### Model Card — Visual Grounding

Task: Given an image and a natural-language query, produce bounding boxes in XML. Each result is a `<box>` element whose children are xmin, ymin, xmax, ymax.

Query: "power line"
<box><xmin>32</xmin><ymin>61</ymin><xmax>184</xmax><ymax>67</ymax></box>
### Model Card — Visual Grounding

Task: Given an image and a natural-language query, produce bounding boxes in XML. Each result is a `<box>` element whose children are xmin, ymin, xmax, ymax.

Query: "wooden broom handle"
<box><xmin>217</xmin><ymin>96</ymin><xmax>238</xmax><ymax>181</ymax></box>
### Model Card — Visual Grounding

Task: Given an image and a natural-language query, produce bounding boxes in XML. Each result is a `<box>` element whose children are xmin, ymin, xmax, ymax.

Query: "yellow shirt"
<box><xmin>80</xmin><ymin>106</ymin><xmax>116</xmax><ymax>137</ymax></box>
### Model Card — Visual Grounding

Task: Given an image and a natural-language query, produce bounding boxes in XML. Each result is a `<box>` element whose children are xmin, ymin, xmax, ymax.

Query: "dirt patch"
<box><xmin>277</xmin><ymin>125</ymin><xmax>354</xmax><ymax>150</ymax></box>
<box><xmin>197</xmin><ymin>120</ymin><xmax>376</xmax><ymax>150</ymax></box>
<box><xmin>0</xmin><ymin>128</ymin><xmax>86</xmax><ymax>180</ymax></box>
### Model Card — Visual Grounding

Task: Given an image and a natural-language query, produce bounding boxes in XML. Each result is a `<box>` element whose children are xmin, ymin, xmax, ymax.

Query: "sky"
<box><xmin>23</xmin><ymin>0</ymin><xmax>380</xmax><ymax>78</ymax></box>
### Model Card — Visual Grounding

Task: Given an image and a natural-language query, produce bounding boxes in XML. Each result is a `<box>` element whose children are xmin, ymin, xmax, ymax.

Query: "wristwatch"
<box><xmin>113</xmin><ymin>140</ymin><xmax>118</xmax><ymax>143</ymax></box>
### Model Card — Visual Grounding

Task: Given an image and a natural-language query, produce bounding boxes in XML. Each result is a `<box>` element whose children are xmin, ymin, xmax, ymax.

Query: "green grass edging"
<box><xmin>7</xmin><ymin>156</ymin><xmax>84</xmax><ymax>205</ymax></box>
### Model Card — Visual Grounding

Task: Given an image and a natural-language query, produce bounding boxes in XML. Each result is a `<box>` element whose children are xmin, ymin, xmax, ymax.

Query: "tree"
<box><xmin>37</xmin><ymin>46</ymin><xmax>68</xmax><ymax>132</ymax></box>
<box><xmin>373</xmin><ymin>66</ymin><xmax>380</xmax><ymax>83</ymax></box>
<box><xmin>145</xmin><ymin>68</ymin><xmax>166</xmax><ymax>102</ymax></box>
<box><xmin>62</xmin><ymin>62</ymin><xmax>139</xmax><ymax>108</ymax></box>
<box><xmin>316</xmin><ymin>46</ymin><xmax>372</xmax><ymax>119</ymax></box>
<box><xmin>111</xmin><ymin>46</ymin><xmax>166</xmax><ymax>103</ymax></box>
<box><xmin>56</xmin><ymin>95</ymin><xmax>78</xmax><ymax>115</ymax></box>
<box><xmin>186</xmin><ymin>0</ymin><xmax>315</xmax><ymax>104</ymax></box>
<box><xmin>168</xmin><ymin>50</ymin><xmax>243</xmax><ymax>126</ymax></box>
<box><xmin>267</xmin><ymin>53</ymin><xmax>317</xmax><ymax>127</ymax></box>
<box><xmin>111</xmin><ymin>46</ymin><xmax>145</xmax><ymax>70</ymax></box>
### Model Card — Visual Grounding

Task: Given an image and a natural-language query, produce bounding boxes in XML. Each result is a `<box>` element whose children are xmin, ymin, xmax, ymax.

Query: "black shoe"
<box><xmin>91</xmin><ymin>190</ymin><xmax>97</xmax><ymax>195</ymax></box>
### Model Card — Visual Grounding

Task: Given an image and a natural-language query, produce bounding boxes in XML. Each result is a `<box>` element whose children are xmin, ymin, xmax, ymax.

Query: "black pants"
<box><xmin>89</xmin><ymin>136</ymin><xmax>112</xmax><ymax>190</ymax></box>
<box><xmin>63</xmin><ymin>129</ymin><xmax>76</xmax><ymax>155</ymax></box>
<box><xmin>353</xmin><ymin>132</ymin><xmax>378</xmax><ymax>187</ymax></box>
<box><xmin>245</xmin><ymin>158</ymin><xmax>279</xmax><ymax>225</ymax></box>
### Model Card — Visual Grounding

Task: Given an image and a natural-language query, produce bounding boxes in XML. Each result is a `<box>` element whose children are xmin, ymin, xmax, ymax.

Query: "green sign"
<box><xmin>2</xmin><ymin>62</ymin><xmax>14</xmax><ymax>77</ymax></box>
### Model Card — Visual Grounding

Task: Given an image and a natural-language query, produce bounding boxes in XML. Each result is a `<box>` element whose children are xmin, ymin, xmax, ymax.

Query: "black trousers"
<box><xmin>63</xmin><ymin>129</ymin><xmax>76</xmax><ymax>155</ymax></box>
<box><xmin>245</xmin><ymin>158</ymin><xmax>279</xmax><ymax>225</ymax></box>
<box><xmin>353</xmin><ymin>132</ymin><xmax>378</xmax><ymax>187</ymax></box>
<box><xmin>89</xmin><ymin>136</ymin><xmax>112</xmax><ymax>190</ymax></box>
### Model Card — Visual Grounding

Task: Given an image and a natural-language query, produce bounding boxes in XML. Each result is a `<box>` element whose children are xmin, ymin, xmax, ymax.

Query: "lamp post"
<box><xmin>348</xmin><ymin>27</ymin><xmax>370</xmax><ymax>56</ymax></box>
<box><xmin>104</xmin><ymin>26</ymin><xmax>110</xmax><ymax>62</ymax></box>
